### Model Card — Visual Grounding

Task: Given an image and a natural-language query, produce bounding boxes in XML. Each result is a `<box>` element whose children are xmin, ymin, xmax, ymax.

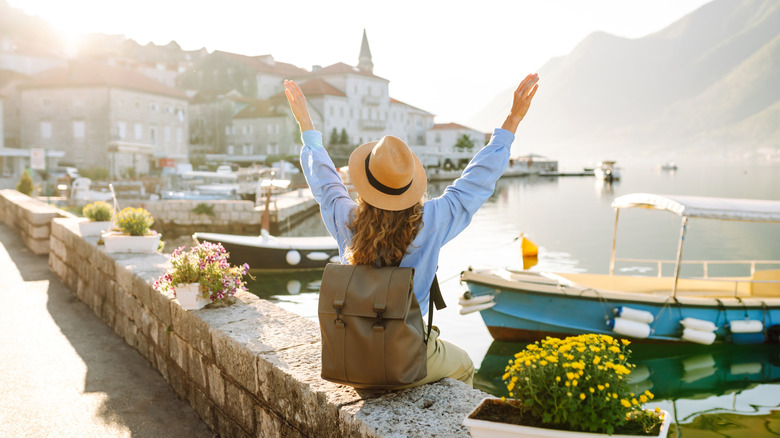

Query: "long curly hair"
<box><xmin>346</xmin><ymin>196</ymin><xmax>423</xmax><ymax>267</ymax></box>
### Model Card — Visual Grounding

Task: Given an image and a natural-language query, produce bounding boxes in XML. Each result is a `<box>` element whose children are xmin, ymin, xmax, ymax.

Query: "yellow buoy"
<box><xmin>520</xmin><ymin>234</ymin><xmax>539</xmax><ymax>257</ymax></box>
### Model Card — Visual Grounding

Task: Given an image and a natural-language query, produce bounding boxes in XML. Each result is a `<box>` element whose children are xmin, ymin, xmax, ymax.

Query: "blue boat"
<box><xmin>460</xmin><ymin>193</ymin><xmax>780</xmax><ymax>344</ymax></box>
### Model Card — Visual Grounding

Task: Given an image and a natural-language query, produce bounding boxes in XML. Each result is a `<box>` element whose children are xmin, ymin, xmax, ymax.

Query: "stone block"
<box><xmin>124</xmin><ymin>292</ymin><xmax>143</xmax><ymax>323</ymax></box>
<box><xmin>123</xmin><ymin>319</ymin><xmax>139</xmax><ymax>349</ymax></box>
<box><xmin>216</xmin><ymin>411</ymin><xmax>251</xmax><ymax>438</ymax></box>
<box><xmin>89</xmin><ymin>248</ymin><xmax>116</xmax><ymax>278</ymax></box>
<box><xmin>149</xmin><ymin>288</ymin><xmax>173</xmax><ymax>327</ymax></box>
<box><xmin>28</xmin><ymin>237</ymin><xmax>49</xmax><ymax>255</ymax></box>
<box><xmin>167</xmin><ymin>363</ymin><xmax>192</xmax><ymax>402</ymax></box>
<box><xmin>171</xmin><ymin>303</ymin><xmax>213</xmax><ymax>359</ymax></box>
<box><xmin>49</xmin><ymin>235</ymin><xmax>67</xmax><ymax>260</ymax></box>
<box><xmin>187</xmin><ymin>347</ymin><xmax>209</xmax><ymax>391</ymax></box>
<box><xmin>169</xmin><ymin>333</ymin><xmax>189</xmax><ymax>371</ymax></box>
<box><xmin>30</xmin><ymin>223</ymin><xmax>50</xmax><ymax>240</ymax></box>
<box><xmin>154</xmin><ymin>321</ymin><xmax>171</xmax><ymax>353</ymax></box>
<box><xmin>255</xmin><ymin>408</ymin><xmax>305</xmax><ymax>438</ymax></box>
<box><xmin>212</xmin><ymin>330</ymin><xmax>257</xmax><ymax>395</ymax></box>
<box><xmin>130</xmin><ymin>273</ymin><xmax>152</xmax><ymax>305</ymax></box>
<box><xmin>190</xmin><ymin>386</ymin><xmax>217</xmax><ymax>432</ymax></box>
<box><xmin>136</xmin><ymin>306</ymin><xmax>155</xmax><ymax>338</ymax></box>
<box><xmin>225</xmin><ymin>379</ymin><xmax>256</xmax><ymax>432</ymax></box>
<box><xmin>155</xmin><ymin>350</ymin><xmax>170</xmax><ymax>382</ymax></box>
<box><xmin>207</xmin><ymin>364</ymin><xmax>226</xmax><ymax>409</ymax></box>
<box><xmin>101</xmin><ymin>302</ymin><xmax>116</xmax><ymax>328</ymax></box>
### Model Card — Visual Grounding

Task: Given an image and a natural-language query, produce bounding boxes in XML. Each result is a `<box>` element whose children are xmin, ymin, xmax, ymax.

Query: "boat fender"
<box><xmin>305</xmin><ymin>251</ymin><xmax>330</xmax><ymax>261</ymax></box>
<box><xmin>680</xmin><ymin>317</ymin><xmax>717</xmax><ymax>332</ymax></box>
<box><xmin>681</xmin><ymin>354</ymin><xmax>715</xmax><ymax>372</ymax></box>
<box><xmin>459</xmin><ymin>300</ymin><xmax>496</xmax><ymax>315</ymax></box>
<box><xmin>681</xmin><ymin>328</ymin><xmax>716</xmax><ymax>345</ymax></box>
<box><xmin>458</xmin><ymin>294</ymin><xmax>495</xmax><ymax>306</ymax></box>
<box><xmin>681</xmin><ymin>366</ymin><xmax>716</xmax><ymax>383</ymax></box>
<box><xmin>286</xmin><ymin>280</ymin><xmax>301</xmax><ymax>295</ymax></box>
<box><xmin>614</xmin><ymin>306</ymin><xmax>654</xmax><ymax>324</ymax></box>
<box><xmin>329</xmin><ymin>256</ymin><xmax>341</xmax><ymax>263</ymax></box>
<box><xmin>285</xmin><ymin>250</ymin><xmax>301</xmax><ymax>265</ymax></box>
<box><xmin>608</xmin><ymin>317</ymin><xmax>651</xmax><ymax>339</ymax></box>
<box><xmin>728</xmin><ymin>319</ymin><xmax>763</xmax><ymax>334</ymax></box>
<box><xmin>730</xmin><ymin>362</ymin><xmax>762</xmax><ymax>375</ymax></box>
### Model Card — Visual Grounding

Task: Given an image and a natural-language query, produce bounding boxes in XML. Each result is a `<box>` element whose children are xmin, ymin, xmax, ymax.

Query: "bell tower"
<box><xmin>358</xmin><ymin>29</ymin><xmax>373</xmax><ymax>74</ymax></box>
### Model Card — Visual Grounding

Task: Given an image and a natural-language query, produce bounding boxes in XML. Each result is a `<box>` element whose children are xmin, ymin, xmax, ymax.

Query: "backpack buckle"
<box><xmin>373</xmin><ymin>311</ymin><xmax>384</xmax><ymax>328</ymax></box>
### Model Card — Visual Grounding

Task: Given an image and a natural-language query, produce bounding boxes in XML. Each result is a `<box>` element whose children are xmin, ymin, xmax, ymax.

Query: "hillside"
<box><xmin>469</xmin><ymin>0</ymin><xmax>780</xmax><ymax>163</ymax></box>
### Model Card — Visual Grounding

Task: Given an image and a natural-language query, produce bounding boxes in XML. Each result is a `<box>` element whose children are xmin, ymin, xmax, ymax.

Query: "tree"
<box><xmin>454</xmin><ymin>134</ymin><xmax>475</xmax><ymax>153</ymax></box>
<box><xmin>16</xmin><ymin>170</ymin><xmax>33</xmax><ymax>196</ymax></box>
<box><xmin>329</xmin><ymin>128</ymin><xmax>340</xmax><ymax>145</ymax></box>
<box><xmin>339</xmin><ymin>128</ymin><xmax>349</xmax><ymax>145</ymax></box>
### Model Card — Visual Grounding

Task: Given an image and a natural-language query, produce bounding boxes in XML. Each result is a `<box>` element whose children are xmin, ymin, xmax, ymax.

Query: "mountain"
<box><xmin>469</xmin><ymin>0</ymin><xmax>780</xmax><ymax>162</ymax></box>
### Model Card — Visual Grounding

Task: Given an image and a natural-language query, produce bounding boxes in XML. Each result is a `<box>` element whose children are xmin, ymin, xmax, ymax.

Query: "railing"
<box><xmin>361</xmin><ymin>95</ymin><xmax>381</xmax><ymax>106</ymax></box>
<box><xmin>613</xmin><ymin>258</ymin><xmax>780</xmax><ymax>278</ymax></box>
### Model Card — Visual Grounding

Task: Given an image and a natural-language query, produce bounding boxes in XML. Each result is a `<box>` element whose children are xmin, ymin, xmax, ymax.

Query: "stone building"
<box><xmin>423</xmin><ymin>123</ymin><xmax>486</xmax><ymax>169</ymax></box>
<box><xmin>18</xmin><ymin>61</ymin><xmax>189</xmax><ymax>177</ymax></box>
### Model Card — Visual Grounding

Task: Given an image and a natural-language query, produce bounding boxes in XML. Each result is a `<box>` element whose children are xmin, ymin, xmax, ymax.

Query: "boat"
<box><xmin>460</xmin><ymin>193</ymin><xmax>780</xmax><ymax>344</ymax></box>
<box><xmin>660</xmin><ymin>161</ymin><xmax>678</xmax><ymax>171</ymax></box>
<box><xmin>193</xmin><ymin>230</ymin><xmax>339</xmax><ymax>271</ymax></box>
<box><xmin>594</xmin><ymin>160</ymin><xmax>621</xmax><ymax>181</ymax></box>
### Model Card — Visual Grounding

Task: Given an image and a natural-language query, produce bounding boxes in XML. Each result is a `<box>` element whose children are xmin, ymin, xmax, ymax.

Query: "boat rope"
<box><xmin>761</xmin><ymin>301</ymin><xmax>770</xmax><ymax>330</ymax></box>
<box><xmin>586</xmin><ymin>289</ymin><xmax>615</xmax><ymax>324</ymax></box>
<box><xmin>650</xmin><ymin>297</ymin><xmax>676</xmax><ymax>333</ymax></box>
<box><xmin>715</xmin><ymin>299</ymin><xmax>727</xmax><ymax>328</ymax></box>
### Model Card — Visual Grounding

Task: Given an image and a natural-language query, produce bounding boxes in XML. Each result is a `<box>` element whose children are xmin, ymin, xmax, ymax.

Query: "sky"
<box><xmin>10</xmin><ymin>0</ymin><xmax>713</xmax><ymax>129</ymax></box>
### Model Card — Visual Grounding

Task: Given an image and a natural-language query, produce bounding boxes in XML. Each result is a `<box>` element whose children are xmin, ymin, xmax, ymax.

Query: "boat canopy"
<box><xmin>612</xmin><ymin>193</ymin><xmax>780</xmax><ymax>223</ymax></box>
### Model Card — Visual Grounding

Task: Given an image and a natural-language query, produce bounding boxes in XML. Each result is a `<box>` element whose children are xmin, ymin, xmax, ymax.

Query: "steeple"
<box><xmin>358</xmin><ymin>29</ymin><xmax>373</xmax><ymax>74</ymax></box>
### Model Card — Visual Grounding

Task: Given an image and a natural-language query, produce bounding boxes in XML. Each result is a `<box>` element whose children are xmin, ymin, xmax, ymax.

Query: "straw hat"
<box><xmin>348</xmin><ymin>135</ymin><xmax>427</xmax><ymax>211</ymax></box>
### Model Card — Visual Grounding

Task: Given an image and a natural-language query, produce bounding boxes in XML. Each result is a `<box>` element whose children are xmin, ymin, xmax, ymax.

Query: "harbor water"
<box><xmin>246</xmin><ymin>161</ymin><xmax>780</xmax><ymax>436</ymax></box>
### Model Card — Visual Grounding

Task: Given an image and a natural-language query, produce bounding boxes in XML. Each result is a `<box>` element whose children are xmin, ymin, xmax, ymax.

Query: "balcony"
<box><xmin>359</xmin><ymin>119</ymin><xmax>387</xmax><ymax>130</ymax></box>
<box><xmin>361</xmin><ymin>95</ymin><xmax>381</xmax><ymax>106</ymax></box>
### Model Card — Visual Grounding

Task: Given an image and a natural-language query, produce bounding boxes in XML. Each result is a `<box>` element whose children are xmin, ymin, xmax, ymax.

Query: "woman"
<box><xmin>284</xmin><ymin>74</ymin><xmax>539</xmax><ymax>388</ymax></box>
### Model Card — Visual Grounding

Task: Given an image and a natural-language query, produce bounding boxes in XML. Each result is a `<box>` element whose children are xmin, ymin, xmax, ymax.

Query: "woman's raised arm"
<box><xmin>284</xmin><ymin>79</ymin><xmax>315</xmax><ymax>132</ymax></box>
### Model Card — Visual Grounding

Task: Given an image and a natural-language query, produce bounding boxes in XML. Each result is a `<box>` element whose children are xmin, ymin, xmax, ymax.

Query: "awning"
<box><xmin>612</xmin><ymin>193</ymin><xmax>780</xmax><ymax>223</ymax></box>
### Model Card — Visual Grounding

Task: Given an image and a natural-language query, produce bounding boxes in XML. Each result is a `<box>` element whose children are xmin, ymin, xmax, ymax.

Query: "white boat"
<box><xmin>594</xmin><ymin>160</ymin><xmax>621</xmax><ymax>181</ymax></box>
<box><xmin>70</xmin><ymin>177</ymin><xmax>113</xmax><ymax>202</ymax></box>
<box><xmin>460</xmin><ymin>193</ymin><xmax>780</xmax><ymax>344</ymax></box>
<box><xmin>661</xmin><ymin>161</ymin><xmax>678</xmax><ymax>171</ymax></box>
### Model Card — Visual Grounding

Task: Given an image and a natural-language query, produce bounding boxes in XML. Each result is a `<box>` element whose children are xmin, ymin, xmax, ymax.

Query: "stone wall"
<box><xmin>46</xmin><ymin>216</ymin><xmax>488</xmax><ymax>437</ymax></box>
<box><xmin>0</xmin><ymin>189</ymin><xmax>75</xmax><ymax>254</ymax></box>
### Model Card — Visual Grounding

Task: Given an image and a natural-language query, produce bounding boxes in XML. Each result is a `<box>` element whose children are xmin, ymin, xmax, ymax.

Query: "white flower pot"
<box><xmin>79</xmin><ymin>220</ymin><xmax>112</xmax><ymax>237</ymax></box>
<box><xmin>463</xmin><ymin>398</ymin><xmax>671</xmax><ymax>438</ymax></box>
<box><xmin>174</xmin><ymin>283</ymin><xmax>211</xmax><ymax>310</ymax></box>
<box><xmin>102</xmin><ymin>232</ymin><xmax>161</xmax><ymax>253</ymax></box>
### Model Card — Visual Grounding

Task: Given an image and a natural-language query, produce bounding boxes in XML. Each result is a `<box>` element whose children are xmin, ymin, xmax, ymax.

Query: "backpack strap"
<box><xmin>425</xmin><ymin>275</ymin><xmax>446</xmax><ymax>344</ymax></box>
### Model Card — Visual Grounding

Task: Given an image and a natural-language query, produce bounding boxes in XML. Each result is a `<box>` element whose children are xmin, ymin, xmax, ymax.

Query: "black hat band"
<box><xmin>365</xmin><ymin>154</ymin><xmax>413</xmax><ymax>196</ymax></box>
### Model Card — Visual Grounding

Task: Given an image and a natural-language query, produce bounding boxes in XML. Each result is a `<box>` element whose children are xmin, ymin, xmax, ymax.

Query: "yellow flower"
<box><xmin>580</xmin><ymin>393</ymin><xmax>586</xmax><ymax>400</ymax></box>
<box><xmin>632</xmin><ymin>398</ymin><xmax>639</xmax><ymax>406</ymax></box>
<box><xmin>639</xmin><ymin>395</ymin><xmax>648</xmax><ymax>403</ymax></box>
<box><xmin>605</xmin><ymin>383</ymin><xmax>610</xmax><ymax>388</ymax></box>
<box><xmin>589</xmin><ymin>387</ymin><xmax>595</xmax><ymax>393</ymax></box>
<box><xmin>555</xmin><ymin>376</ymin><xmax>561</xmax><ymax>382</ymax></box>
<box><xmin>621</xmin><ymin>399</ymin><xmax>631</xmax><ymax>408</ymax></box>
<box><xmin>621</xmin><ymin>339</ymin><xmax>631</xmax><ymax>345</ymax></box>
<box><xmin>609</xmin><ymin>346</ymin><xmax>621</xmax><ymax>353</ymax></box>
<box><xmin>597</xmin><ymin>385</ymin><xmax>605</xmax><ymax>391</ymax></box>
<box><xmin>644</xmin><ymin>390</ymin><xmax>654</xmax><ymax>399</ymax></box>
<box><xmin>593</xmin><ymin>356</ymin><xmax>601</xmax><ymax>365</ymax></box>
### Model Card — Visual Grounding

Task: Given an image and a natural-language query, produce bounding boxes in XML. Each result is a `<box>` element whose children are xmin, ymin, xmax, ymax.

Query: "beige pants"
<box><xmin>391</xmin><ymin>326</ymin><xmax>474</xmax><ymax>390</ymax></box>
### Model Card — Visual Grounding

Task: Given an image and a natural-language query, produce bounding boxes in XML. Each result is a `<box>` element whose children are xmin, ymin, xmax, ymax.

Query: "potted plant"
<box><xmin>153</xmin><ymin>242</ymin><xmax>250</xmax><ymax>310</ymax></box>
<box><xmin>79</xmin><ymin>201</ymin><xmax>114</xmax><ymax>237</ymax></box>
<box><xmin>464</xmin><ymin>334</ymin><xmax>671</xmax><ymax>437</ymax></box>
<box><xmin>102</xmin><ymin>207</ymin><xmax>161</xmax><ymax>253</ymax></box>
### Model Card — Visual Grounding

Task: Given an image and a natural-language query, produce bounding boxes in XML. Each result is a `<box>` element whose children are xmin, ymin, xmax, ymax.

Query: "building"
<box><xmin>421</xmin><ymin>123</ymin><xmax>486</xmax><ymax>169</ymax></box>
<box><xmin>0</xmin><ymin>36</ymin><xmax>67</xmax><ymax>76</ymax></box>
<box><xmin>18</xmin><ymin>61</ymin><xmax>189</xmax><ymax>178</ymax></box>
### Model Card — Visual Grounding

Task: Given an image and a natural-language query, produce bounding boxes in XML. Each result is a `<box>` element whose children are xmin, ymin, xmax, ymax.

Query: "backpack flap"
<box><xmin>318</xmin><ymin>263</ymin><xmax>427</xmax><ymax>388</ymax></box>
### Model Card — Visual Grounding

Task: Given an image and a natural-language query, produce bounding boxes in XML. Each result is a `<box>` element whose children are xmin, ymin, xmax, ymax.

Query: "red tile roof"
<box><xmin>234</xmin><ymin>100</ymin><xmax>285</xmax><ymax>119</ymax></box>
<box><xmin>213</xmin><ymin>51</ymin><xmax>308</xmax><ymax>77</ymax></box>
<box><xmin>19</xmin><ymin>61</ymin><xmax>186</xmax><ymax>99</ymax></box>
<box><xmin>299</xmin><ymin>78</ymin><xmax>346</xmax><ymax>97</ymax></box>
<box><xmin>315</xmin><ymin>62</ymin><xmax>387</xmax><ymax>81</ymax></box>
<box><xmin>432</xmin><ymin>123</ymin><xmax>480</xmax><ymax>131</ymax></box>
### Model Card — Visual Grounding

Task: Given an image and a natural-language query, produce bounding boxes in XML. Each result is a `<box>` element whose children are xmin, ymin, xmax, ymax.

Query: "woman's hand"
<box><xmin>501</xmin><ymin>73</ymin><xmax>539</xmax><ymax>134</ymax></box>
<box><xmin>284</xmin><ymin>79</ymin><xmax>315</xmax><ymax>132</ymax></box>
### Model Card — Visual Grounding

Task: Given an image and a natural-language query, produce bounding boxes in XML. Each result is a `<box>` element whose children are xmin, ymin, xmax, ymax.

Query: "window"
<box><xmin>149</xmin><ymin>126</ymin><xmax>157</xmax><ymax>145</ymax></box>
<box><xmin>117</xmin><ymin>122</ymin><xmax>127</xmax><ymax>140</ymax></box>
<box><xmin>149</xmin><ymin>103</ymin><xmax>159</xmax><ymax>111</ymax></box>
<box><xmin>73</xmin><ymin>121</ymin><xmax>85</xmax><ymax>139</ymax></box>
<box><xmin>340</xmin><ymin>108</ymin><xmax>344</xmax><ymax>117</ymax></box>
<box><xmin>227</xmin><ymin>145</ymin><xmax>234</xmax><ymax>154</ymax></box>
<box><xmin>435</xmin><ymin>133</ymin><xmax>441</xmax><ymax>143</ymax></box>
<box><xmin>225</xmin><ymin>126</ymin><xmax>232</xmax><ymax>135</ymax></box>
<box><xmin>135</xmin><ymin>123</ymin><xmax>143</xmax><ymax>140</ymax></box>
<box><xmin>40</xmin><ymin>121</ymin><xmax>52</xmax><ymax>139</ymax></box>
<box><xmin>242</xmin><ymin>144</ymin><xmax>252</xmax><ymax>155</ymax></box>
<box><xmin>176</xmin><ymin>127</ymin><xmax>183</xmax><ymax>143</ymax></box>
<box><xmin>164</xmin><ymin>126</ymin><xmax>171</xmax><ymax>142</ymax></box>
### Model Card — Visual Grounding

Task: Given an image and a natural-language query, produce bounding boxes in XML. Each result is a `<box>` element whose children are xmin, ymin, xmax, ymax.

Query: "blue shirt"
<box><xmin>300</xmin><ymin>128</ymin><xmax>514</xmax><ymax>314</ymax></box>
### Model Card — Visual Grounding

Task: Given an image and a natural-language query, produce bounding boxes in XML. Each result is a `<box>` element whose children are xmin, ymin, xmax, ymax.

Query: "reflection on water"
<box><xmin>475</xmin><ymin>341</ymin><xmax>780</xmax><ymax>436</ymax></box>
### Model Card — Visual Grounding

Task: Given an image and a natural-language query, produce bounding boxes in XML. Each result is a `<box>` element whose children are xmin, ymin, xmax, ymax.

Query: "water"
<box><xmin>247</xmin><ymin>161</ymin><xmax>780</xmax><ymax>436</ymax></box>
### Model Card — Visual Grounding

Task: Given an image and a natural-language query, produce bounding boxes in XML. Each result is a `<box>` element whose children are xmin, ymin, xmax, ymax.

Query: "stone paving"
<box><xmin>0</xmin><ymin>223</ymin><xmax>214</xmax><ymax>438</ymax></box>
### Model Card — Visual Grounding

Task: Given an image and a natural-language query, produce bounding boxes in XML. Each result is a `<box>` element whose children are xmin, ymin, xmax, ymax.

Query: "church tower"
<box><xmin>358</xmin><ymin>29</ymin><xmax>373</xmax><ymax>74</ymax></box>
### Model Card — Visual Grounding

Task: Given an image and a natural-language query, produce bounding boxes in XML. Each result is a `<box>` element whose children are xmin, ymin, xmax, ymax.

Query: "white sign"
<box><xmin>30</xmin><ymin>148</ymin><xmax>46</xmax><ymax>170</ymax></box>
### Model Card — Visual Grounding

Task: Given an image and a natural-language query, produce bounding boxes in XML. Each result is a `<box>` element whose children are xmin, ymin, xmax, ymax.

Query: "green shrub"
<box><xmin>16</xmin><ymin>171</ymin><xmax>33</xmax><ymax>196</ymax></box>
<box><xmin>82</xmin><ymin>201</ymin><xmax>114</xmax><ymax>222</ymax></box>
<box><xmin>114</xmin><ymin>207</ymin><xmax>154</xmax><ymax>236</ymax></box>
